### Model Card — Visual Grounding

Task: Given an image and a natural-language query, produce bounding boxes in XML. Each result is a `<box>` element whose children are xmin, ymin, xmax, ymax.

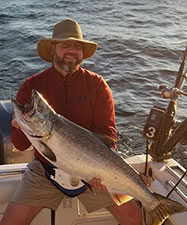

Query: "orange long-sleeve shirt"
<box><xmin>11</xmin><ymin>66</ymin><xmax>117</xmax><ymax>160</ymax></box>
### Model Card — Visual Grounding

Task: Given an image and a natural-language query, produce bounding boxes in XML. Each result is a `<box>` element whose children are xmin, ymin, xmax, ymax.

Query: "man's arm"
<box><xmin>89</xmin><ymin>77</ymin><xmax>117</xmax><ymax>190</ymax></box>
<box><xmin>11</xmin><ymin>80</ymin><xmax>32</xmax><ymax>151</ymax></box>
<box><xmin>92</xmin><ymin>77</ymin><xmax>117</xmax><ymax>149</ymax></box>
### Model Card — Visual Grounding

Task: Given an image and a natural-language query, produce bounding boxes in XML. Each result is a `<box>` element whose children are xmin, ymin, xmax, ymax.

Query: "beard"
<box><xmin>54</xmin><ymin>53</ymin><xmax>82</xmax><ymax>74</ymax></box>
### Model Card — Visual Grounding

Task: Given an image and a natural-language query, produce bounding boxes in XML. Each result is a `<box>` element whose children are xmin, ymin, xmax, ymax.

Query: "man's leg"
<box><xmin>0</xmin><ymin>202</ymin><xmax>43</xmax><ymax>225</ymax></box>
<box><xmin>78</xmin><ymin>186</ymin><xmax>143</xmax><ymax>225</ymax></box>
<box><xmin>0</xmin><ymin>159</ymin><xmax>64</xmax><ymax>225</ymax></box>
<box><xmin>106</xmin><ymin>199</ymin><xmax>143</xmax><ymax>225</ymax></box>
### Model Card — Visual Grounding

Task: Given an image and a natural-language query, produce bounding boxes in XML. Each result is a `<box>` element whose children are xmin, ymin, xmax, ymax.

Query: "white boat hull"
<box><xmin>0</xmin><ymin>155</ymin><xmax>186</xmax><ymax>225</ymax></box>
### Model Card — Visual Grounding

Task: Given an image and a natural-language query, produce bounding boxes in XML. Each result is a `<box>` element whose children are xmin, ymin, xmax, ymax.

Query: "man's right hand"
<box><xmin>12</xmin><ymin>114</ymin><xmax>20</xmax><ymax>129</ymax></box>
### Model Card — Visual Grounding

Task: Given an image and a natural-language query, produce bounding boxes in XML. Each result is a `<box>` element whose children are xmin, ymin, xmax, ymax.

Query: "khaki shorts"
<box><xmin>11</xmin><ymin>159</ymin><xmax>114</xmax><ymax>213</ymax></box>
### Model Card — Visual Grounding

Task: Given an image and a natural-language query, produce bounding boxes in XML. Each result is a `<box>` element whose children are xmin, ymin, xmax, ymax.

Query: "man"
<box><xmin>0</xmin><ymin>19</ymin><xmax>142</xmax><ymax>225</ymax></box>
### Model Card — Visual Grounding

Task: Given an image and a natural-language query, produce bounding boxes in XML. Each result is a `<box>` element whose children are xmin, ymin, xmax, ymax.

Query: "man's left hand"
<box><xmin>89</xmin><ymin>177</ymin><xmax>107</xmax><ymax>192</ymax></box>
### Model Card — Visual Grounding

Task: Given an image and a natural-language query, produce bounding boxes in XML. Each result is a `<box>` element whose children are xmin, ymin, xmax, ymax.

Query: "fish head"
<box><xmin>11</xmin><ymin>89</ymin><xmax>53</xmax><ymax>139</ymax></box>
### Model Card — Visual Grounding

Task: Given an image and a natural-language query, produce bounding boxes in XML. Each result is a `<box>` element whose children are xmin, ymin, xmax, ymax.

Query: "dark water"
<box><xmin>0</xmin><ymin>0</ymin><xmax>187</xmax><ymax>167</ymax></box>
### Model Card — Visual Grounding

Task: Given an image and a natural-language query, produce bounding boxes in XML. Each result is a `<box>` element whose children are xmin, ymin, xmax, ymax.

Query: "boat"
<box><xmin>0</xmin><ymin>47</ymin><xmax>187</xmax><ymax>225</ymax></box>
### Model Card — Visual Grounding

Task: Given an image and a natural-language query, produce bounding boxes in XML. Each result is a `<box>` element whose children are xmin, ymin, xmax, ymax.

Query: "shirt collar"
<box><xmin>51</xmin><ymin>65</ymin><xmax>81</xmax><ymax>82</ymax></box>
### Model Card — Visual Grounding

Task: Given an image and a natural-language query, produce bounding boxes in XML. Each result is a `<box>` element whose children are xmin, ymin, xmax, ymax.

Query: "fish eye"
<box><xmin>37</xmin><ymin>106</ymin><xmax>41</xmax><ymax>112</ymax></box>
<box><xmin>37</xmin><ymin>101</ymin><xmax>43</xmax><ymax>112</ymax></box>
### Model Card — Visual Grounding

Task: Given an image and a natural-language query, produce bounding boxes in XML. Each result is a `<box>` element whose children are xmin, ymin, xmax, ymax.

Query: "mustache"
<box><xmin>64</xmin><ymin>53</ymin><xmax>78</xmax><ymax>58</ymax></box>
<box><xmin>54</xmin><ymin>54</ymin><xmax>82</xmax><ymax>71</ymax></box>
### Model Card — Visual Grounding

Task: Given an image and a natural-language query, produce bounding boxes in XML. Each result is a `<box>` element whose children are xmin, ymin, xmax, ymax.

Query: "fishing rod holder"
<box><xmin>143</xmin><ymin>46</ymin><xmax>187</xmax><ymax>161</ymax></box>
<box><xmin>159</xmin><ymin>85</ymin><xmax>187</xmax><ymax>99</ymax></box>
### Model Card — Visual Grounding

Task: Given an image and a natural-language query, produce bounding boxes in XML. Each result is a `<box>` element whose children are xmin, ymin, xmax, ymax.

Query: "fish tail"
<box><xmin>143</xmin><ymin>193</ymin><xmax>186</xmax><ymax>225</ymax></box>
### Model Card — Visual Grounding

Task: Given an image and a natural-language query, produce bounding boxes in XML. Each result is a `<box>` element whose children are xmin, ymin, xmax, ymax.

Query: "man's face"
<box><xmin>51</xmin><ymin>40</ymin><xmax>83</xmax><ymax>74</ymax></box>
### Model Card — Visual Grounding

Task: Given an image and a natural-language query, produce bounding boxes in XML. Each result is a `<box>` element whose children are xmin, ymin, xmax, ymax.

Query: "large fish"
<box><xmin>12</xmin><ymin>89</ymin><xmax>186</xmax><ymax>225</ymax></box>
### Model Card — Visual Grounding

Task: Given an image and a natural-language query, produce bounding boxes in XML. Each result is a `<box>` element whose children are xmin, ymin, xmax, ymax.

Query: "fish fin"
<box><xmin>81</xmin><ymin>180</ymin><xmax>95</xmax><ymax>193</ymax></box>
<box><xmin>139</xmin><ymin>173</ymin><xmax>154</xmax><ymax>187</ymax></box>
<box><xmin>110</xmin><ymin>193</ymin><xmax>134</xmax><ymax>206</ymax></box>
<box><xmin>94</xmin><ymin>133</ymin><xmax>116</xmax><ymax>149</ymax></box>
<box><xmin>39</xmin><ymin>141</ymin><xmax>57</xmax><ymax>162</ymax></box>
<box><xmin>143</xmin><ymin>193</ymin><xmax>187</xmax><ymax>225</ymax></box>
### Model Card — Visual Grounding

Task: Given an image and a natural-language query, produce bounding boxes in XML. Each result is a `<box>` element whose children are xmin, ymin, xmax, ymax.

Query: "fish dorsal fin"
<box><xmin>93</xmin><ymin>133</ymin><xmax>115</xmax><ymax>149</ymax></box>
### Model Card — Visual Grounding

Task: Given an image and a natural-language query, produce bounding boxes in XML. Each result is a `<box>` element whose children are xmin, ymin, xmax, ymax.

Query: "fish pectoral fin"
<box><xmin>110</xmin><ymin>193</ymin><xmax>134</xmax><ymax>206</ymax></box>
<box><xmin>39</xmin><ymin>141</ymin><xmax>57</xmax><ymax>162</ymax></box>
<box><xmin>81</xmin><ymin>180</ymin><xmax>95</xmax><ymax>193</ymax></box>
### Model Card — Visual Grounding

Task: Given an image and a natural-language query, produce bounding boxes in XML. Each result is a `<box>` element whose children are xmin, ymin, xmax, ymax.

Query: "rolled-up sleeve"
<box><xmin>91</xmin><ymin>77</ymin><xmax>117</xmax><ymax>149</ymax></box>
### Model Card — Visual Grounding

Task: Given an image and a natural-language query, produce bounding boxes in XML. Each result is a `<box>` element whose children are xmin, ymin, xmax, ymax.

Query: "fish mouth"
<box><xmin>29</xmin><ymin>134</ymin><xmax>44</xmax><ymax>139</ymax></box>
<box><xmin>11</xmin><ymin>99</ymin><xmax>26</xmax><ymax>113</ymax></box>
<box><xmin>11</xmin><ymin>97</ymin><xmax>34</xmax><ymax>115</ymax></box>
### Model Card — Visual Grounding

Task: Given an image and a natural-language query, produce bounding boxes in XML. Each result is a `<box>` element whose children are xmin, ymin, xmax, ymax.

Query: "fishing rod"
<box><xmin>143</xmin><ymin>46</ymin><xmax>187</xmax><ymax>161</ymax></box>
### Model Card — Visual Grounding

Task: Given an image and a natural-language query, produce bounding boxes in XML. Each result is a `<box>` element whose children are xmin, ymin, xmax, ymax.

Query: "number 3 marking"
<box><xmin>146</xmin><ymin>127</ymin><xmax>156</xmax><ymax>138</ymax></box>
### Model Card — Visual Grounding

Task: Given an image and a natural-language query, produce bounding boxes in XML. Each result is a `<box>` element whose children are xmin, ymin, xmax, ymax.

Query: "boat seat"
<box><xmin>0</xmin><ymin>100</ymin><xmax>33</xmax><ymax>164</ymax></box>
<box><xmin>0</xmin><ymin>100</ymin><xmax>13</xmax><ymax>164</ymax></box>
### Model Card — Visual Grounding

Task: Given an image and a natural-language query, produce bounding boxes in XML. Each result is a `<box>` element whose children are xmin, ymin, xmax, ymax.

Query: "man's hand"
<box><xmin>89</xmin><ymin>177</ymin><xmax>107</xmax><ymax>192</ymax></box>
<box><xmin>12</xmin><ymin>114</ymin><xmax>20</xmax><ymax>129</ymax></box>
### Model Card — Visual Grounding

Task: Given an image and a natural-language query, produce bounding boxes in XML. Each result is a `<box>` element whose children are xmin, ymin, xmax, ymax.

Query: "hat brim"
<box><xmin>37</xmin><ymin>38</ymin><xmax>98</xmax><ymax>63</ymax></box>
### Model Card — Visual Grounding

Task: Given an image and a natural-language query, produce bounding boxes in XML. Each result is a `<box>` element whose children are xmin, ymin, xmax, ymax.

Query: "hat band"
<box><xmin>53</xmin><ymin>32</ymin><xmax>83</xmax><ymax>40</ymax></box>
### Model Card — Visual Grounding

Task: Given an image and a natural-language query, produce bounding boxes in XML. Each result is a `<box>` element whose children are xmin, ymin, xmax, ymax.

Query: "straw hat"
<box><xmin>37</xmin><ymin>19</ymin><xmax>98</xmax><ymax>62</ymax></box>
